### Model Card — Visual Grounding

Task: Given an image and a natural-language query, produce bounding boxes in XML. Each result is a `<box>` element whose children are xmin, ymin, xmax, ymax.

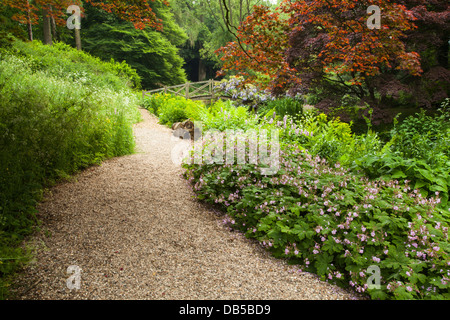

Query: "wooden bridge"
<box><xmin>142</xmin><ymin>79</ymin><xmax>222</xmax><ymax>101</ymax></box>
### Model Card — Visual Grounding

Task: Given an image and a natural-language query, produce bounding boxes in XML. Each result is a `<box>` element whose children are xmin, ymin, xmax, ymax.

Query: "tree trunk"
<box><xmin>51</xmin><ymin>15</ymin><xmax>58</xmax><ymax>42</ymax></box>
<box><xmin>438</xmin><ymin>38</ymin><xmax>449</xmax><ymax>69</ymax></box>
<box><xmin>74</xmin><ymin>28</ymin><xmax>82</xmax><ymax>50</ymax></box>
<box><xmin>26</xmin><ymin>0</ymin><xmax>33</xmax><ymax>41</ymax></box>
<box><xmin>42</xmin><ymin>5</ymin><xmax>52</xmax><ymax>45</ymax></box>
<box><xmin>198</xmin><ymin>58</ymin><xmax>206</xmax><ymax>81</ymax></box>
<box><xmin>27</xmin><ymin>20</ymin><xmax>33</xmax><ymax>41</ymax></box>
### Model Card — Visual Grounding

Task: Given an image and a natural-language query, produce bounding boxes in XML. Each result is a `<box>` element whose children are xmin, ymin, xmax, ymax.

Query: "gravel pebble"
<box><xmin>12</xmin><ymin>108</ymin><xmax>363</xmax><ymax>300</ymax></box>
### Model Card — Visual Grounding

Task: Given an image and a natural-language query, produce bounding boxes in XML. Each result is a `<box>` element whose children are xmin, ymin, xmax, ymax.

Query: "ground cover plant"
<box><xmin>0</xmin><ymin>40</ymin><xmax>142</xmax><ymax>297</ymax></box>
<box><xmin>288</xmin><ymin>102</ymin><xmax>450</xmax><ymax>209</ymax></box>
<box><xmin>182</xmin><ymin>119</ymin><xmax>449</xmax><ymax>300</ymax></box>
<box><xmin>168</xmin><ymin>93</ymin><xmax>450</xmax><ymax>300</ymax></box>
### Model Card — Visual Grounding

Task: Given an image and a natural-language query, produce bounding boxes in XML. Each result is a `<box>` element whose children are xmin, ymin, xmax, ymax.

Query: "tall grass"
<box><xmin>0</xmin><ymin>40</ymin><xmax>142</xmax><ymax>298</ymax></box>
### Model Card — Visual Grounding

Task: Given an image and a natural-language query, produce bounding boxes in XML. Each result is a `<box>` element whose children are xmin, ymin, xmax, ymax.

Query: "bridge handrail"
<box><xmin>142</xmin><ymin>79</ymin><xmax>222</xmax><ymax>100</ymax></box>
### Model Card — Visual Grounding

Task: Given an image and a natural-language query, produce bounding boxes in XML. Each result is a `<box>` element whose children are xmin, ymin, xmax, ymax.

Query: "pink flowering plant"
<box><xmin>183</xmin><ymin>121</ymin><xmax>450</xmax><ymax>300</ymax></box>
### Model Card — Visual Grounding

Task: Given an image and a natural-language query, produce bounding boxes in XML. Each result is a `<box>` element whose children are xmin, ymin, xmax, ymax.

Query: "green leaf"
<box><xmin>315</xmin><ymin>253</ymin><xmax>333</xmax><ymax>276</ymax></box>
<box><xmin>416</xmin><ymin>168</ymin><xmax>435</xmax><ymax>182</ymax></box>
<box><xmin>391</xmin><ymin>169</ymin><xmax>406</xmax><ymax>179</ymax></box>
<box><xmin>409</xmin><ymin>272</ymin><xmax>426</xmax><ymax>285</ymax></box>
<box><xmin>414</xmin><ymin>179</ymin><xmax>428</xmax><ymax>190</ymax></box>
<box><xmin>369</xmin><ymin>288</ymin><xmax>389</xmax><ymax>300</ymax></box>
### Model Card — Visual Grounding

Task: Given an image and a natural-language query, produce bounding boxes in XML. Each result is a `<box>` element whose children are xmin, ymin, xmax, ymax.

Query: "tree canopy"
<box><xmin>217</xmin><ymin>0</ymin><xmax>449</xmax><ymax>123</ymax></box>
<box><xmin>1</xmin><ymin>0</ymin><xmax>448</xmax><ymax>117</ymax></box>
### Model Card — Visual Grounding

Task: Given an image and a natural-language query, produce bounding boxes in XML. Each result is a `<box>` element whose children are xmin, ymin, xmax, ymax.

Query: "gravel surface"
<box><xmin>12</xmin><ymin>108</ymin><xmax>362</xmax><ymax>300</ymax></box>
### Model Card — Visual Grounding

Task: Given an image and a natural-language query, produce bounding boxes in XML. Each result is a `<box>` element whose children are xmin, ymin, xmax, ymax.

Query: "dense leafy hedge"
<box><xmin>0</xmin><ymin>40</ymin><xmax>141</xmax><ymax>297</ymax></box>
<box><xmin>143</xmin><ymin>93</ymin><xmax>259</xmax><ymax>131</ymax></box>
<box><xmin>143</xmin><ymin>93</ymin><xmax>205</xmax><ymax>127</ymax></box>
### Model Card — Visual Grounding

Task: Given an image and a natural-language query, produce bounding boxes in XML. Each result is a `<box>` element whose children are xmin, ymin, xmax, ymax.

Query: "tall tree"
<box><xmin>3</xmin><ymin>0</ymin><xmax>81</xmax><ymax>43</ymax></box>
<box><xmin>170</xmin><ymin>0</ymin><xmax>270</xmax><ymax>81</ymax></box>
<box><xmin>3</xmin><ymin>0</ymin><xmax>169</xmax><ymax>46</ymax></box>
<box><xmin>42</xmin><ymin>3</ymin><xmax>52</xmax><ymax>45</ymax></box>
<box><xmin>81</xmin><ymin>2</ymin><xmax>188</xmax><ymax>89</ymax></box>
<box><xmin>217</xmin><ymin>0</ymin><xmax>447</xmax><ymax>123</ymax></box>
<box><xmin>84</xmin><ymin>0</ymin><xmax>164</xmax><ymax>30</ymax></box>
<box><xmin>216</xmin><ymin>5</ymin><xmax>295</xmax><ymax>89</ymax></box>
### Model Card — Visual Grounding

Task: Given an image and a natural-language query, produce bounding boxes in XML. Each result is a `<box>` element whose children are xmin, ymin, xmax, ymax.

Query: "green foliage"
<box><xmin>276</xmin><ymin>107</ymin><xmax>450</xmax><ymax>208</ymax></box>
<box><xmin>12</xmin><ymin>40</ymin><xmax>142</xmax><ymax>90</ymax></box>
<box><xmin>0</xmin><ymin>40</ymin><xmax>141</xmax><ymax>298</ymax></box>
<box><xmin>0</xmin><ymin>31</ymin><xmax>15</xmax><ymax>50</ymax></box>
<box><xmin>258</xmin><ymin>96</ymin><xmax>304</xmax><ymax>122</ymax></box>
<box><xmin>183</xmin><ymin>129</ymin><xmax>450</xmax><ymax>300</ymax></box>
<box><xmin>199</xmin><ymin>100</ymin><xmax>259</xmax><ymax>131</ymax></box>
<box><xmin>350</xmin><ymin>104</ymin><xmax>450</xmax><ymax>207</ymax></box>
<box><xmin>180</xmin><ymin>95</ymin><xmax>450</xmax><ymax>300</ymax></box>
<box><xmin>143</xmin><ymin>93</ymin><xmax>206</xmax><ymax>126</ymax></box>
<box><xmin>389</xmin><ymin>105</ymin><xmax>450</xmax><ymax>166</ymax></box>
<box><xmin>82</xmin><ymin>4</ymin><xmax>187</xmax><ymax>89</ymax></box>
<box><xmin>143</xmin><ymin>93</ymin><xmax>259</xmax><ymax>131</ymax></box>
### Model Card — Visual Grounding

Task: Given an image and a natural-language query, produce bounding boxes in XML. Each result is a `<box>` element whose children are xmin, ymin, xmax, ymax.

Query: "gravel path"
<box><xmin>13</xmin><ymin>108</ymin><xmax>361</xmax><ymax>300</ymax></box>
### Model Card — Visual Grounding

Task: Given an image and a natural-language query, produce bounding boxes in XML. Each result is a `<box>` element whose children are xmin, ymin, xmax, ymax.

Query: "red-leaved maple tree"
<box><xmin>216</xmin><ymin>5</ymin><xmax>299</xmax><ymax>91</ymax></box>
<box><xmin>217</xmin><ymin>0</ymin><xmax>425</xmax><ymax>108</ymax></box>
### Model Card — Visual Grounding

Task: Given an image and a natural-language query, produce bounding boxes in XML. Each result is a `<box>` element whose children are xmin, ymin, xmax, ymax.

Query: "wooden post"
<box><xmin>185</xmin><ymin>82</ymin><xmax>190</xmax><ymax>99</ymax></box>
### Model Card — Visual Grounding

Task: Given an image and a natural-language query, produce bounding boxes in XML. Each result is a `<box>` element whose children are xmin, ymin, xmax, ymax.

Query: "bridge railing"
<box><xmin>142</xmin><ymin>79</ymin><xmax>222</xmax><ymax>101</ymax></box>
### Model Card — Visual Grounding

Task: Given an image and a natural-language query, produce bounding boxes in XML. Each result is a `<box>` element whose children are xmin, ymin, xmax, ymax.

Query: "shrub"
<box><xmin>198</xmin><ymin>100</ymin><xmax>259</xmax><ymax>131</ymax></box>
<box><xmin>183</xmin><ymin>138</ymin><xmax>450</xmax><ymax>300</ymax></box>
<box><xmin>143</xmin><ymin>93</ymin><xmax>206</xmax><ymax>126</ymax></box>
<box><xmin>0</xmin><ymin>40</ymin><xmax>141</xmax><ymax>298</ymax></box>
<box><xmin>182</xmin><ymin>104</ymin><xmax>450</xmax><ymax>300</ymax></box>
<box><xmin>13</xmin><ymin>41</ymin><xmax>142</xmax><ymax>90</ymax></box>
<box><xmin>143</xmin><ymin>94</ymin><xmax>259</xmax><ymax>131</ymax></box>
<box><xmin>277</xmin><ymin>109</ymin><xmax>449</xmax><ymax>208</ymax></box>
<box><xmin>257</xmin><ymin>96</ymin><xmax>304</xmax><ymax>122</ymax></box>
<box><xmin>215</xmin><ymin>76</ymin><xmax>272</xmax><ymax>108</ymax></box>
